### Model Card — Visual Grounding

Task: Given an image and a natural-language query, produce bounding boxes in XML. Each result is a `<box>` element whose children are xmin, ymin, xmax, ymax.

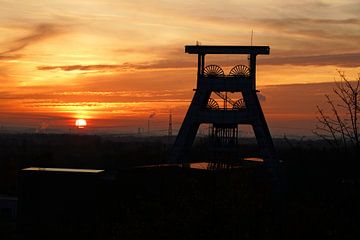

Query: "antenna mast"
<box><xmin>251</xmin><ymin>30</ymin><xmax>254</xmax><ymax>46</ymax></box>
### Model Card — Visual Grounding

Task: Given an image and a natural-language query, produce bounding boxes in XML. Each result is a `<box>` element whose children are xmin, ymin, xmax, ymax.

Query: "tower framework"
<box><xmin>172</xmin><ymin>45</ymin><xmax>277</xmax><ymax>167</ymax></box>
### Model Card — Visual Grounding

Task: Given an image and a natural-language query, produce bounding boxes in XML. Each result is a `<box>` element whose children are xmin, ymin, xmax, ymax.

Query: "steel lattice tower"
<box><xmin>171</xmin><ymin>45</ymin><xmax>277</xmax><ymax>168</ymax></box>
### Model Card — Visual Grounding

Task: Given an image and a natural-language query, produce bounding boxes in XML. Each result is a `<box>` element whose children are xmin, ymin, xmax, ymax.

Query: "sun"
<box><xmin>75</xmin><ymin>119</ymin><xmax>87</xmax><ymax>129</ymax></box>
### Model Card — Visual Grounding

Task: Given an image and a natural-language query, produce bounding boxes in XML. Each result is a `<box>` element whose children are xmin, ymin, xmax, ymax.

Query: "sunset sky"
<box><xmin>0</xmin><ymin>0</ymin><xmax>359</xmax><ymax>136</ymax></box>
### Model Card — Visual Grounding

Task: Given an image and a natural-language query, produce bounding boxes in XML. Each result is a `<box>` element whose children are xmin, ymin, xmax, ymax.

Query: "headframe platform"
<box><xmin>185</xmin><ymin>45</ymin><xmax>270</xmax><ymax>55</ymax></box>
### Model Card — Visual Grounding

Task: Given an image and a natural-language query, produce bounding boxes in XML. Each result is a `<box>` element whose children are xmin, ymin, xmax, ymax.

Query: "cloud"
<box><xmin>42</xmin><ymin>52</ymin><xmax>360</xmax><ymax>73</ymax></box>
<box><xmin>0</xmin><ymin>23</ymin><xmax>66</xmax><ymax>57</ymax></box>
<box><xmin>260</xmin><ymin>53</ymin><xmax>360</xmax><ymax>67</ymax></box>
<box><xmin>37</xmin><ymin>43</ymin><xmax>193</xmax><ymax>72</ymax></box>
<box><xmin>0</xmin><ymin>89</ymin><xmax>192</xmax><ymax>105</ymax></box>
<box><xmin>265</xmin><ymin>19</ymin><xmax>359</xmax><ymax>43</ymax></box>
<box><xmin>37</xmin><ymin>64</ymin><xmax>127</xmax><ymax>71</ymax></box>
<box><xmin>36</xmin><ymin>63</ymin><xmax>141</xmax><ymax>72</ymax></box>
<box><xmin>256</xmin><ymin>18</ymin><xmax>360</xmax><ymax>29</ymax></box>
<box><xmin>0</xmin><ymin>111</ymin><xmax>69</xmax><ymax>122</ymax></box>
<box><xmin>36</xmin><ymin>51</ymin><xmax>360</xmax><ymax>74</ymax></box>
<box><xmin>0</xmin><ymin>54</ymin><xmax>23</xmax><ymax>60</ymax></box>
<box><xmin>340</xmin><ymin>1</ymin><xmax>360</xmax><ymax>17</ymax></box>
<box><xmin>37</xmin><ymin>59</ymin><xmax>194</xmax><ymax>72</ymax></box>
<box><xmin>241</xmin><ymin>17</ymin><xmax>360</xmax><ymax>56</ymax></box>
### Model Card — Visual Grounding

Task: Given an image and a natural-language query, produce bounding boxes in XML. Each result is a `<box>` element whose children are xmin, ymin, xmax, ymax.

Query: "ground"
<box><xmin>1</xmin><ymin>134</ymin><xmax>360</xmax><ymax>239</ymax></box>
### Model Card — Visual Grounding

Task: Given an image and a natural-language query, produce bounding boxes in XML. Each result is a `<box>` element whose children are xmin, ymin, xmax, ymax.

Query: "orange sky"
<box><xmin>0</xmin><ymin>0</ymin><xmax>359</xmax><ymax>136</ymax></box>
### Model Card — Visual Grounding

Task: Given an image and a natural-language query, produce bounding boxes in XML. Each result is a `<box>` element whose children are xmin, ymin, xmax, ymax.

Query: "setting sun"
<box><xmin>75</xmin><ymin>119</ymin><xmax>87</xmax><ymax>129</ymax></box>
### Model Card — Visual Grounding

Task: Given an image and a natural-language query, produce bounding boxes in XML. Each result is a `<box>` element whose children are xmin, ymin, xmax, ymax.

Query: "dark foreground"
<box><xmin>1</xmin><ymin>134</ymin><xmax>360</xmax><ymax>239</ymax></box>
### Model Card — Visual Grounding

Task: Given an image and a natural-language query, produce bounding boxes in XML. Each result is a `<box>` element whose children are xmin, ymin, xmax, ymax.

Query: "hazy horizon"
<box><xmin>0</xmin><ymin>80</ymin><xmax>351</xmax><ymax>138</ymax></box>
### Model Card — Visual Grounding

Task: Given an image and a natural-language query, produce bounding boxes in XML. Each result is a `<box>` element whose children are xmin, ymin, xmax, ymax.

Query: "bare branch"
<box><xmin>315</xmin><ymin>71</ymin><xmax>360</xmax><ymax>152</ymax></box>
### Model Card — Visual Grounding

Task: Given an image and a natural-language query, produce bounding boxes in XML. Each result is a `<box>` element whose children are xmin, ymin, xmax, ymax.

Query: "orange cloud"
<box><xmin>36</xmin><ymin>60</ymin><xmax>193</xmax><ymax>72</ymax></box>
<box><xmin>260</xmin><ymin>53</ymin><xmax>360</xmax><ymax>67</ymax></box>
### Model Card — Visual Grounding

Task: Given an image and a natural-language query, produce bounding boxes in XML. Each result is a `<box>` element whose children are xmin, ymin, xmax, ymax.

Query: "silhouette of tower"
<box><xmin>171</xmin><ymin>45</ymin><xmax>277</xmax><ymax>167</ymax></box>
<box><xmin>168</xmin><ymin>110</ymin><xmax>173</xmax><ymax>137</ymax></box>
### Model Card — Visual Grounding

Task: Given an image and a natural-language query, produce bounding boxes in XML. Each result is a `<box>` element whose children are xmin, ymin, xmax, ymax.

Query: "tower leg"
<box><xmin>242</xmin><ymin>91</ymin><xmax>277</xmax><ymax>166</ymax></box>
<box><xmin>171</xmin><ymin>90</ymin><xmax>210</xmax><ymax>163</ymax></box>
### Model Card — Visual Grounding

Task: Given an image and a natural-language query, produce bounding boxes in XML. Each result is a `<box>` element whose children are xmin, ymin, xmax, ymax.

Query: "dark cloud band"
<box><xmin>37</xmin><ymin>51</ymin><xmax>360</xmax><ymax>72</ymax></box>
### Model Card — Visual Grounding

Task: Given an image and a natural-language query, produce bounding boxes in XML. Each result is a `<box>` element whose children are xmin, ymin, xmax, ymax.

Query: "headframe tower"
<box><xmin>171</xmin><ymin>45</ymin><xmax>277</xmax><ymax>167</ymax></box>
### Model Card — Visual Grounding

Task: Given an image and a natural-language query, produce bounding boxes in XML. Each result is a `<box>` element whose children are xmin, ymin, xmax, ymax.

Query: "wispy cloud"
<box><xmin>37</xmin><ymin>51</ymin><xmax>360</xmax><ymax>72</ymax></box>
<box><xmin>0</xmin><ymin>89</ymin><xmax>192</xmax><ymax>103</ymax></box>
<box><xmin>0</xmin><ymin>54</ymin><xmax>23</xmax><ymax>60</ymax></box>
<box><xmin>37</xmin><ymin>64</ymin><xmax>129</xmax><ymax>71</ymax></box>
<box><xmin>256</xmin><ymin>18</ymin><xmax>360</xmax><ymax>28</ymax></box>
<box><xmin>0</xmin><ymin>23</ymin><xmax>66</xmax><ymax>57</ymax></box>
<box><xmin>37</xmin><ymin>59</ymin><xmax>194</xmax><ymax>72</ymax></box>
<box><xmin>261</xmin><ymin>52</ymin><xmax>360</xmax><ymax>67</ymax></box>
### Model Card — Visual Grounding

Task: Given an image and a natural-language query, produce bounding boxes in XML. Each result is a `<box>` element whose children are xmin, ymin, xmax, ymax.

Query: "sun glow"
<box><xmin>75</xmin><ymin>119</ymin><xmax>87</xmax><ymax>128</ymax></box>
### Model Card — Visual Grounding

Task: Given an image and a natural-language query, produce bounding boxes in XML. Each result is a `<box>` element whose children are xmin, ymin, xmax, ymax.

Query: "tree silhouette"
<box><xmin>314</xmin><ymin>71</ymin><xmax>360</xmax><ymax>153</ymax></box>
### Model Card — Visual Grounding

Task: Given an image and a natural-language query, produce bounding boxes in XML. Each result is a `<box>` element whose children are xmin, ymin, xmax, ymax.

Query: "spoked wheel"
<box><xmin>207</xmin><ymin>98</ymin><xmax>220</xmax><ymax>109</ymax></box>
<box><xmin>203</xmin><ymin>65</ymin><xmax>225</xmax><ymax>77</ymax></box>
<box><xmin>229</xmin><ymin>65</ymin><xmax>250</xmax><ymax>77</ymax></box>
<box><xmin>232</xmin><ymin>99</ymin><xmax>246</xmax><ymax>110</ymax></box>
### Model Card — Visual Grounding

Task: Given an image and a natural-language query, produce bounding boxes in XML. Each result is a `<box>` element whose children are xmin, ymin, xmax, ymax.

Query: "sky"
<box><xmin>0</xmin><ymin>0</ymin><xmax>359</xmax><ymax>136</ymax></box>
